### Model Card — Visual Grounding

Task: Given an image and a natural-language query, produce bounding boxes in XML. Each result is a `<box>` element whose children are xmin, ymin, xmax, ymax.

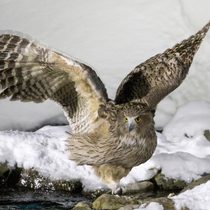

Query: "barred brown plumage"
<box><xmin>0</xmin><ymin>21</ymin><xmax>209</xmax><ymax>193</ymax></box>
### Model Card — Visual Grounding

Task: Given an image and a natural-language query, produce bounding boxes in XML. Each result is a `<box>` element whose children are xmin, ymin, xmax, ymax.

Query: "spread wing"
<box><xmin>0</xmin><ymin>33</ymin><xmax>108</xmax><ymax>133</ymax></box>
<box><xmin>115</xmin><ymin>21</ymin><xmax>210</xmax><ymax>108</ymax></box>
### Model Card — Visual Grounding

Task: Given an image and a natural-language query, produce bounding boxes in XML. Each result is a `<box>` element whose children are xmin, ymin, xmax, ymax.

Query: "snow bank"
<box><xmin>163</xmin><ymin>101</ymin><xmax>210</xmax><ymax>141</ymax></box>
<box><xmin>121</xmin><ymin>150</ymin><xmax>210</xmax><ymax>186</ymax></box>
<box><xmin>0</xmin><ymin>99</ymin><xmax>67</xmax><ymax>131</ymax></box>
<box><xmin>0</xmin><ymin>0</ymin><xmax>209</xmax><ymax>130</ymax></box>
<box><xmin>173</xmin><ymin>181</ymin><xmax>210</xmax><ymax>210</ymax></box>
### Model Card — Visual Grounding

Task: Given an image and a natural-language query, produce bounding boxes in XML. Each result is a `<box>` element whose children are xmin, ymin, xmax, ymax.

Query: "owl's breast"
<box><xmin>110</xmin><ymin>133</ymin><xmax>157</xmax><ymax>168</ymax></box>
<box><xmin>119</xmin><ymin>133</ymin><xmax>144</xmax><ymax>146</ymax></box>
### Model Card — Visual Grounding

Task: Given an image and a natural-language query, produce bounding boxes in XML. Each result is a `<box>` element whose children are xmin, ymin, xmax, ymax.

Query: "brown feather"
<box><xmin>0</xmin><ymin>34</ymin><xmax>108</xmax><ymax>133</ymax></box>
<box><xmin>115</xmin><ymin>21</ymin><xmax>210</xmax><ymax>108</ymax></box>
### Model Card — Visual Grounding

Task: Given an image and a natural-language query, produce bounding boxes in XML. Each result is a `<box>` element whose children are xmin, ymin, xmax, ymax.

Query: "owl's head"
<box><xmin>98</xmin><ymin>100</ymin><xmax>154</xmax><ymax>134</ymax></box>
<box><xmin>119</xmin><ymin>101</ymin><xmax>155</xmax><ymax>133</ymax></box>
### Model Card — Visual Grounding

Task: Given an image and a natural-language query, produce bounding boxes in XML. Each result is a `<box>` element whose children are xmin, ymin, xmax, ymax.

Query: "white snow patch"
<box><xmin>172</xmin><ymin>181</ymin><xmax>210</xmax><ymax>210</ymax></box>
<box><xmin>152</xmin><ymin>152</ymin><xmax>210</xmax><ymax>183</ymax></box>
<box><xmin>121</xmin><ymin>152</ymin><xmax>210</xmax><ymax>186</ymax></box>
<box><xmin>0</xmin><ymin>99</ymin><xmax>67</xmax><ymax>131</ymax></box>
<box><xmin>163</xmin><ymin>101</ymin><xmax>210</xmax><ymax>141</ymax></box>
<box><xmin>134</xmin><ymin>202</ymin><xmax>164</xmax><ymax>210</ymax></box>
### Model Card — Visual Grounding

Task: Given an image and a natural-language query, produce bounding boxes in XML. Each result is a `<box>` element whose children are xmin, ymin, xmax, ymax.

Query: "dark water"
<box><xmin>0</xmin><ymin>188</ymin><xmax>86</xmax><ymax>209</ymax></box>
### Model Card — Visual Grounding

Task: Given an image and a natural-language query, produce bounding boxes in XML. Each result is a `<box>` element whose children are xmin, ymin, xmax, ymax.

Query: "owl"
<box><xmin>0</xmin><ymin>21</ymin><xmax>209</xmax><ymax>193</ymax></box>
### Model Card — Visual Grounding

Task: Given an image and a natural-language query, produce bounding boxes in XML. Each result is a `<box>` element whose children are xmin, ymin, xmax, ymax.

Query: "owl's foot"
<box><xmin>107</xmin><ymin>182</ymin><xmax>123</xmax><ymax>195</ymax></box>
<box><xmin>111</xmin><ymin>186</ymin><xmax>123</xmax><ymax>195</ymax></box>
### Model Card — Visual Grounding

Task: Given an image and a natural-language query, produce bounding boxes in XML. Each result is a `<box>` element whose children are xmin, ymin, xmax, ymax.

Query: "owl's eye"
<box><xmin>124</xmin><ymin>117</ymin><xmax>128</xmax><ymax>122</ymax></box>
<box><xmin>135</xmin><ymin>116</ymin><xmax>141</xmax><ymax>123</ymax></box>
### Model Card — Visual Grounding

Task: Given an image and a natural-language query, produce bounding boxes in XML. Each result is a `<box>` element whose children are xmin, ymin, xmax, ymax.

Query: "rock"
<box><xmin>204</xmin><ymin>130</ymin><xmax>210</xmax><ymax>141</ymax></box>
<box><xmin>181</xmin><ymin>174</ymin><xmax>210</xmax><ymax>192</ymax></box>
<box><xmin>0</xmin><ymin>163</ymin><xmax>22</xmax><ymax>187</ymax></box>
<box><xmin>18</xmin><ymin>169</ymin><xmax>82</xmax><ymax>193</ymax></box>
<box><xmin>72</xmin><ymin>201</ymin><xmax>92</xmax><ymax>210</ymax></box>
<box><xmin>0</xmin><ymin>162</ymin><xmax>9</xmax><ymax>176</ymax></box>
<box><xmin>83</xmin><ymin>188</ymin><xmax>110</xmax><ymax>199</ymax></box>
<box><xmin>113</xmin><ymin>197</ymin><xmax>176</xmax><ymax>210</ymax></box>
<box><xmin>154</xmin><ymin>173</ymin><xmax>187</xmax><ymax>191</ymax></box>
<box><xmin>143</xmin><ymin>197</ymin><xmax>176</xmax><ymax>210</ymax></box>
<box><xmin>92</xmin><ymin>194</ymin><xmax>137</xmax><ymax>210</ymax></box>
<box><xmin>121</xmin><ymin>181</ymin><xmax>154</xmax><ymax>195</ymax></box>
<box><xmin>118</xmin><ymin>204</ymin><xmax>140</xmax><ymax>210</ymax></box>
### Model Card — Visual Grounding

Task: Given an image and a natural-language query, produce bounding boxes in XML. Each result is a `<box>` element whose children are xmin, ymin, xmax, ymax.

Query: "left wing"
<box><xmin>115</xmin><ymin>21</ymin><xmax>210</xmax><ymax>108</ymax></box>
<box><xmin>0</xmin><ymin>33</ymin><xmax>108</xmax><ymax>133</ymax></box>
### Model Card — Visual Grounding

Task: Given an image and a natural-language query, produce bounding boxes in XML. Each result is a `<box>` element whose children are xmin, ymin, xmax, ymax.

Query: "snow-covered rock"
<box><xmin>173</xmin><ymin>181</ymin><xmax>210</xmax><ymax>210</ymax></box>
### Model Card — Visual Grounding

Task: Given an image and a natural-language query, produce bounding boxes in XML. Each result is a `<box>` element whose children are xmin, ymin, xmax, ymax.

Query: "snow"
<box><xmin>163</xmin><ymin>101</ymin><xmax>210</xmax><ymax>141</ymax></box>
<box><xmin>134</xmin><ymin>202</ymin><xmax>164</xmax><ymax>210</ymax></box>
<box><xmin>172</xmin><ymin>181</ymin><xmax>210</xmax><ymax>210</ymax></box>
<box><xmin>0</xmin><ymin>0</ymin><xmax>210</xmax><ymax>130</ymax></box>
<box><xmin>0</xmin><ymin>99</ymin><xmax>67</xmax><ymax>131</ymax></box>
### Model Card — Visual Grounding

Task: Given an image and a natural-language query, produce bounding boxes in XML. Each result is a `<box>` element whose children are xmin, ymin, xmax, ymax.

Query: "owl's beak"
<box><xmin>128</xmin><ymin>119</ymin><xmax>135</xmax><ymax>132</ymax></box>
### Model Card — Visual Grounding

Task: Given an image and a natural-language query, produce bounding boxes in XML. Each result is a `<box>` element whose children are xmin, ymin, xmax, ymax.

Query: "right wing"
<box><xmin>0</xmin><ymin>34</ymin><xmax>108</xmax><ymax>133</ymax></box>
<box><xmin>115</xmin><ymin>21</ymin><xmax>210</xmax><ymax>108</ymax></box>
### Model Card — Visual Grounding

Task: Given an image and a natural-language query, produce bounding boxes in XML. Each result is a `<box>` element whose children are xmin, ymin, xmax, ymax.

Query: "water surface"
<box><xmin>0</xmin><ymin>188</ymin><xmax>86</xmax><ymax>209</ymax></box>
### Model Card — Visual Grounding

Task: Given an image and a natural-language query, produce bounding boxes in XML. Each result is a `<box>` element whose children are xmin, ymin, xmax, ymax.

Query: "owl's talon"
<box><xmin>111</xmin><ymin>186</ymin><xmax>123</xmax><ymax>195</ymax></box>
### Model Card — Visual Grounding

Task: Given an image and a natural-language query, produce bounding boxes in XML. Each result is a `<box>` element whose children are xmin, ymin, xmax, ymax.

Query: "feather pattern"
<box><xmin>115</xmin><ymin>21</ymin><xmax>210</xmax><ymax>108</ymax></box>
<box><xmin>0</xmin><ymin>34</ymin><xmax>108</xmax><ymax>133</ymax></box>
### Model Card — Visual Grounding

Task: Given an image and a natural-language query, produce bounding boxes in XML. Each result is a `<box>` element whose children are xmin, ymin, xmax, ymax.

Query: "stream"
<box><xmin>0</xmin><ymin>188</ymin><xmax>87</xmax><ymax>209</ymax></box>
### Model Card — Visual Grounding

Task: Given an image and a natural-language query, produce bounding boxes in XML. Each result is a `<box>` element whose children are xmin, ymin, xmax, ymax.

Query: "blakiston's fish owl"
<box><xmin>0</xmin><ymin>21</ymin><xmax>209</xmax><ymax>192</ymax></box>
